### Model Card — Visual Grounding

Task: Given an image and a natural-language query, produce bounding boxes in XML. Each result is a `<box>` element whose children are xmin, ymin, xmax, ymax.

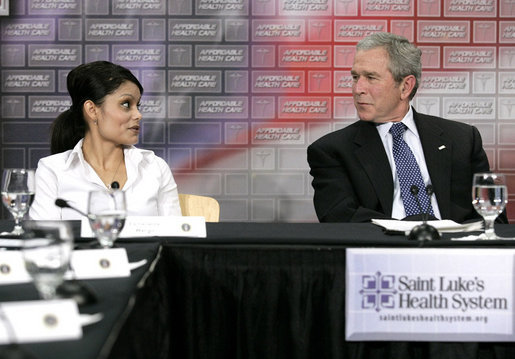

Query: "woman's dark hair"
<box><xmin>50</xmin><ymin>61</ymin><xmax>143</xmax><ymax>154</ymax></box>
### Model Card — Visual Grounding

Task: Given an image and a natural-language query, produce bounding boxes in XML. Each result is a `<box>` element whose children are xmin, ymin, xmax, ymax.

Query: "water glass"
<box><xmin>472</xmin><ymin>172</ymin><xmax>508</xmax><ymax>239</ymax></box>
<box><xmin>1</xmin><ymin>169</ymin><xmax>35</xmax><ymax>235</ymax></box>
<box><xmin>22</xmin><ymin>221</ymin><xmax>73</xmax><ymax>300</ymax></box>
<box><xmin>88</xmin><ymin>189</ymin><xmax>127</xmax><ymax>248</ymax></box>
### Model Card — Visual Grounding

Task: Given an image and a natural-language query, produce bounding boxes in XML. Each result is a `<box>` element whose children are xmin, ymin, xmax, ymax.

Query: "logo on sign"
<box><xmin>360</xmin><ymin>272</ymin><xmax>397</xmax><ymax>312</ymax></box>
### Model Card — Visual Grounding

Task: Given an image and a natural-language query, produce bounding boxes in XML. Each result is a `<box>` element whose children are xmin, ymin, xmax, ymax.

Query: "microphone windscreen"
<box><xmin>55</xmin><ymin>198</ymin><xmax>69</xmax><ymax>208</ymax></box>
<box><xmin>426</xmin><ymin>185</ymin><xmax>434</xmax><ymax>196</ymax></box>
<box><xmin>410</xmin><ymin>185</ymin><xmax>419</xmax><ymax>195</ymax></box>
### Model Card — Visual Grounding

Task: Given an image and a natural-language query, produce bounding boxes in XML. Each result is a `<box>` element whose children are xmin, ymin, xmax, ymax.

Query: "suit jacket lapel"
<box><xmin>414</xmin><ymin>110</ymin><xmax>452</xmax><ymax>218</ymax></box>
<box><xmin>354</xmin><ymin>122</ymin><xmax>394</xmax><ymax>216</ymax></box>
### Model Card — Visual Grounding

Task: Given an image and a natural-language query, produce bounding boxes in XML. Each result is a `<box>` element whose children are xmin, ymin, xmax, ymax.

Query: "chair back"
<box><xmin>178</xmin><ymin>194</ymin><xmax>220</xmax><ymax>222</ymax></box>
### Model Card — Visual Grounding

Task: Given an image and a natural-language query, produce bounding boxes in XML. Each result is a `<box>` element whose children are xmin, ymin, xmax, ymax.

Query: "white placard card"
<box><xmin>0</xmin><ymin>251</ymin><xmax>31</xmax><ymax>284</ymax></box>
<box><xmin>0</xmin><ymin>299</ymin><xmax>81</xmax><ymax>343</ymax></box>
<box><xmin>0</xmin><ymin>248</ymin><xmax>131</xmax><ymax>284</ymax></box>
<box><xmin>346</xmin><ymin>248</ymin><xmax>515</xmax><ymax>342</ymax></box>
<box><xmin>69</xmin><ymin>248</ymin><xmax>131</xmax><ymax>279</ymax></box>
<box><xmin>80</xmin><ymin>215</ymin><xmax>207</xmax><ymax>238</ymax></box>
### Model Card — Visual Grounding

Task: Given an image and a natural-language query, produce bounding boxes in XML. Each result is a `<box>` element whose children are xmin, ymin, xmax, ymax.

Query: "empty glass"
<box><xmin>472</xmin><ymin>173</ymin><xmax>508</xmax><ymax>239</ymax></box>
<box><xmin>22</xmin><ymin>221</ymin><xmax>73</xmax><ymax>300</ymax></box>
<box><xmin>88</xmin><ymin>189</ymin><xmax>127</xmax><ymax>248</ymax></box>
<box><xmin>1</xmin><ymin>169</ymin><xmax>35</xmax><ymax>235</ymax></box>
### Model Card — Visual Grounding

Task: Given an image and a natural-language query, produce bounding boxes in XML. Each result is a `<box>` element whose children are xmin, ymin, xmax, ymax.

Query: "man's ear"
<box><xmin>400</xmin><ymin>75</ymin><xmax>416</xmax><ymax>100</ymax></box>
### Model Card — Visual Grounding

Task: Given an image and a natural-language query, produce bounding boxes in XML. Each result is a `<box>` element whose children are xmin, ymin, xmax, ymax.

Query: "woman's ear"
<box><xmin>83</xmin><ymin>100</ymin><xmax>98</xmax><ymax>125</ymax></box>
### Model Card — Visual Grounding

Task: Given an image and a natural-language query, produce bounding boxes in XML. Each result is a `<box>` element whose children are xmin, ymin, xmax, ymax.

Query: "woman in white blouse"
<box><xmin>30</xmin><ymin>61</ymin><xmax>181</xmax><ymax>220</ymax></box>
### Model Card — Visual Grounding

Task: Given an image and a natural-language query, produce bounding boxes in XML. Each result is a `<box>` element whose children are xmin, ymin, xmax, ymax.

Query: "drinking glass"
<box><xmin>472</xmin><ymin>173</ymin><xmax>508</xmax><ymax>239</ymax></box>
<box><xmin>88</xmin><ymin>189</ymin><xmax>126</xmax><ymax>248</ymax></box>
<box><xmin>1</xmin><ymin>169</ymin><xmax>35</xmax><ymax>236</ymax></box>
<box><xmin>22</xmin><ymin>221</ymin><xmax>73</xmax><ymax>300</ymax></box>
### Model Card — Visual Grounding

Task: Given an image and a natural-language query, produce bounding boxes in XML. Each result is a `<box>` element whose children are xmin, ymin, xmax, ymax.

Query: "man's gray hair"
<box><xmin>356</xmin><ymin>32</ymin><xmax>422</xmax><ymax>100</ymax></box>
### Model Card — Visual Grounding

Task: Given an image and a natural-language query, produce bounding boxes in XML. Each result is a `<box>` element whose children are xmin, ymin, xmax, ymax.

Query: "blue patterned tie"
<box><xmin>389</xmin><ymin>122</ymin><xmax>434</xmax><ymax>217</ymax></box>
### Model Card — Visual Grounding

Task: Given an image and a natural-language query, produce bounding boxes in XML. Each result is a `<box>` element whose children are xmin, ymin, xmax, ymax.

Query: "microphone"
<box><xmin>110</xmin><ymin>181</ymin><xmax>120</xmax><ymax>189</ymax></box>
<box><xmin>409</xmin><ymin>185</ymin><xmax>424</xmax><ymax>216</ymax></box>
<box><xmin>408</xmin><ymin>185</ymin><xmax>441</xmax><ymax>241</ymax></box>
<box><xmin>425</xmin><ymin>185</ymin><xmax>435</xmax><ymax>218</ymax></box>
<box><xmin>55</xmin><ymin>198</ymin><xmax>90</xmax><ymax>218</ymax></box>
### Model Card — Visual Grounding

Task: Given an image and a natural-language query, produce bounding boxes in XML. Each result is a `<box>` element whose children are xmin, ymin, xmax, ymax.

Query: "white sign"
<box><xmin>80</xmin><ymin>215</ymin><xmax>207</xmax><ymax>238</ymax></box>
<box><xmin>346</xmin><ymin>248</ymin><xmax>514</xmax><ymax>342</ymax></box>
<box><xmin>0</xmin><ymin>248</ymin><xmax>132</xmax><ymax>285</ymax></box>
<box><xmin>0</xmin><ymin>252</ymin><xmax>31</xmax><ymax>284</ymax></box>
<box><xmin>68</xmin><ymin>248</ymin><xmax>131</xmax><ymax>279</ymax></box>
<box><xmin>0</xmin><ymin>299</ymin><xmax>81</xmax><ymax>344</ymax></box>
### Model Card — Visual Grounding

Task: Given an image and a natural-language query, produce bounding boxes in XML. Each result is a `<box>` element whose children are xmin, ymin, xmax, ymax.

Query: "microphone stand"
<box><xmin>54</xmin><ymin>198</ymin><xmax>90</xmax><ymax>218</ymax></box>
<box><xmin>52</xmin><ymin>199</ymin><xmax>98</xmax><ymax>306</ymax></box>
<box><xmin>408</xmin><ymin>185</ymin><xmax>441</xmax><ymax>241</ymax></box>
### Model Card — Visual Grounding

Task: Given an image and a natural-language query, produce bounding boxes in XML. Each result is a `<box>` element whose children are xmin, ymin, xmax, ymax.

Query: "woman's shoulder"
<box><xmin>38</xmin><ymin>149</ymin><xmax>74</xmax><ymax>168</ymax></box>
<box><xmin>38</xmin><ymin>139</ymin><xmax>83</xmax><ymax>169</ymax></box>
<box><xmin>125</xmin><ymin>147</ymin><xmax>172</xmax><ymax>186</ymax></box>
<box><xmin>126</xmin><ymin>146</ymin><xmax>169</xmax><ymax>169</ymax></box>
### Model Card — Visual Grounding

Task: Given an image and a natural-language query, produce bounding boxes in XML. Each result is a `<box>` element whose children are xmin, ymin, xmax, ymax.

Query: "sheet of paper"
<box><xmin>371</xmin><ymin>219</ymin><xmax>483</xmax><ymax>233</ymax></box>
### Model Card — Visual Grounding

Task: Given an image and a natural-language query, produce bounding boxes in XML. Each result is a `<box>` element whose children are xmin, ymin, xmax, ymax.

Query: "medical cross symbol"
<box><xmin>359</xmin><ymin>271</ymin><xmax>397</xmax><ymax>312</ymax></box>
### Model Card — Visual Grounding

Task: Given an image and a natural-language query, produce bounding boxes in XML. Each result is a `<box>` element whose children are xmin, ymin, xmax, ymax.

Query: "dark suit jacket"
<box><xmin>307</xmin><ymin>108</ymin><xmax>507</xmax><ymax>223</ymax></box>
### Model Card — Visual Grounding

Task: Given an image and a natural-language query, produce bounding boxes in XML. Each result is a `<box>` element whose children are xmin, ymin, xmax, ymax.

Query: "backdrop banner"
<box><xmin>0</xmin><ymin>0</ymin><xmax>514</xmax><ymax>222</ymax></box>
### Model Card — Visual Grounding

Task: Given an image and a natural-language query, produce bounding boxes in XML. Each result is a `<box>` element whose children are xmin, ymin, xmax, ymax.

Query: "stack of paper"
<box><xmin>371</xmin><ymin>219</ymin><xmax>483</xmax><ymax>234</ymax></box>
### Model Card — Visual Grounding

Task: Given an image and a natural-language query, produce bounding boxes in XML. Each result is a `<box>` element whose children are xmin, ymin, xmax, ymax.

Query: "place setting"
<box><xmin>373</xmin><ymin>172</ymin><xmax>511</xmax><ymax>242</ymax></box>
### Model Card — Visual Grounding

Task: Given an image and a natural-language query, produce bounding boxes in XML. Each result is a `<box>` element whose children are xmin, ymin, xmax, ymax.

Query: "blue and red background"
<box><xmin>0</xmin><ymin>0</ymin><xmax>513</xmax><ymax>222</ymax></box>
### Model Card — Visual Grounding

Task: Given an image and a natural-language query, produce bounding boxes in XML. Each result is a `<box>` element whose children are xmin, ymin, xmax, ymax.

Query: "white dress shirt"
<box><xmin>375</xmin><ymin>107</ymin><xmax>441</xmax><ymax>219</ymax></box>
<box><xmin>29</xmin><ymin>139</ymin><xmax>182</xmax><ymax>220</ymax></box>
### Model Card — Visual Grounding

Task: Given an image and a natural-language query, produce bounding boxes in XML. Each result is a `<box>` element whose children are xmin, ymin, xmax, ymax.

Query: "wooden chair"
<box><xmin>178</xmin><ymin>193</ymin><xmax>220</xmax><ymax>222</ymax></box>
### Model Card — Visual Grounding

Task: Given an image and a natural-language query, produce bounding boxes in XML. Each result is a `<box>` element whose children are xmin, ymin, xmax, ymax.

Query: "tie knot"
<box><xmin>389</xmin><ymin>122</ymin><xmax>407</xmax><ymax>138</ymax></box>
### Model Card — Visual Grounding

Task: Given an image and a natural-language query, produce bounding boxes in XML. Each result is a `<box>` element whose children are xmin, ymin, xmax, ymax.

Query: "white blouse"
<box><xmin>29</xmin><ymin>139</ymin><xmax>182</xmax><ymax>220</ymax></box>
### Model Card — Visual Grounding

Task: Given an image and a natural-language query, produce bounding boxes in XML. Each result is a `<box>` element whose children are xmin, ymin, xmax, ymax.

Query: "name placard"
<box><xmin>0</xmin><ymin>248</ymin><xmax>131</xmax><ymax>285</ymax></box>
<box><xmin>0</xmin><ymin>251</ymin><xmax>31</xmax><ymax>284</ymax></box>
<box><xmin>346</xmin><ymin>248</ymin><xmax>515</xmax><ymax>342</ymax></box>
<box><xmin>69</xmin><ymin>248</ymin><xmax>131</xmax><ymax>279</ymax></box>
<box><xmin>80</xmin><ymin>215</ymin><xmax>207</xmax><ymax>238</ymax></box>
<box><xmin>0</xmin><ymin>299</ymin><xmax>81</xmax><ymax>344</ymax></box>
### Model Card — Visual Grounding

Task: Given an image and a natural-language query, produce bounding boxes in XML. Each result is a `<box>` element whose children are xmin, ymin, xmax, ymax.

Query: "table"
<box><xmin>158</xmin><ymin>223</ymin><xmax>515</xmax><ymax>359</ymax></box>
<box><xmin>0</xmin><ymin>223</ymin><xmax>163</xmax><ymax>359</ymax></box>
<box><xmin>2</xmin><ymin>221</ymin><xmax>515</xmax><ymax>359</ymax></box>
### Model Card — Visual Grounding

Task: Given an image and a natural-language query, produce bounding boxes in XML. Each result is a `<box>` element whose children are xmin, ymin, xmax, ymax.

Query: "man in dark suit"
<box><xmin>308</xmin><ymin>32</ymin><xmax>506</xmax><ymax>223</ymax></box>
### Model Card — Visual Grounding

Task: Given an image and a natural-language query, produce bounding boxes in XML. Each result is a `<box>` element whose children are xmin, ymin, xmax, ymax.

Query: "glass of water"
<box><xmin>472</xmin><ymin>173</ymin><xmax>508</xmax><ymax>239</ymax></box>
<box><xmin>22</xmin><ymin>221</ymin><xmax>73</xmax><ymax>300</ymax></box>
<box><xmin>88</xmin><ymin>189</ymin><xmax>126</xmax><ymax>248</ymax></box>
<box><xmin>1</xmin><ymin>169</ymin><xmax>35</xmax><ymax>235</ymax></box>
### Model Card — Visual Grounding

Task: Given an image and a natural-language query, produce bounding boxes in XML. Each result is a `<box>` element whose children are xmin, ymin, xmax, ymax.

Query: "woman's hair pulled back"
<box><xmin>50</xmin><ymin>61</ymin><xmax>143</xmax><ymax>154</ymax></box>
